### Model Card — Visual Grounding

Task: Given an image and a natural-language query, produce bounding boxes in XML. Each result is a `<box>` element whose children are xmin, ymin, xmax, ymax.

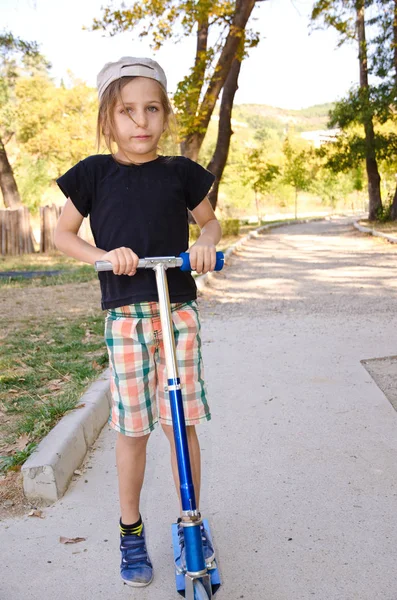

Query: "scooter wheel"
<box><xmin>194</xmin><ymin>579</ymin><xmax>210</xmax><ymax>600</ymax></box>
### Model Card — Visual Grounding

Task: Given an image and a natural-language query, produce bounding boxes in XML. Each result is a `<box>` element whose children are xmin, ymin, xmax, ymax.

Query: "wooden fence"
<box><xmin>40</xmin><ymin>204</ymin><xmax>62</xmax><ymax>252</ymax></box>
<box><xmin>0</xmin><ymin>207</ymin><xmax>35</xmax><ymax>255</ymax></box>
<box><xmin>0</xmin><ymin>204</ymin><xmax>93</xmax><ymax>255</ymax></box>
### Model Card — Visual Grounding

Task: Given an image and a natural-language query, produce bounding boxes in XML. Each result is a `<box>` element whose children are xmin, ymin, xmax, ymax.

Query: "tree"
<box><xmin>242</xmin><ymin>146</ymin><xmax>280</xmax><ymax>222</ymax></box>
<box><xmin>282</xmin><ymin>138</ymin><xmax>313</xmax><ymax>219</ymax></box>
<box><xmin>15</xmin><ymin>76</ymin><xmax>97</xmax><ymax>177</ymax></box>
<box><xmin>0</xmin><ymin>32</ymin><xmax>49</xmax><ymax>209</ymax></box>
<box><xmin>372</xmin><ymin>0</ymin><xmax>397</xmax><ymax>218</ymax></box>
<box><xmin>311</xmin><ymin>0</ymin><xmax>383</xmax><ymax>220</ymax></box>
<box><xmin>91</xmin><ymin>0</ymin><xmax>266</xmax><ymax>209</ymax></box>
<box><xmin>207</xmin><ymin>53</ymin><xmax>242</xmax><ymax>210</ymax></box>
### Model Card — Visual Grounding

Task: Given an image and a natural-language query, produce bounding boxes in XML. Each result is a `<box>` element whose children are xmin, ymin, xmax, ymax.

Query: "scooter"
<box><xmin>95</xmin><ymin>253</ymin><xmax>224</xmax><ymax>599</ymax></box>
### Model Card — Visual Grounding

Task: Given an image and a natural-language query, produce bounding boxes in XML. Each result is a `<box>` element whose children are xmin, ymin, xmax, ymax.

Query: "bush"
<box><xmin>376</xmin><ymin>203</ymin><xmax>392</xmax><ymax>223</ymax></box>
<box><xmin>189</xmin><ymin>219</ymin><xmax>240</xmax><ymax>242</ymax></box>
<box><xmin>221</xmin><ymin>219</ymin><xmax>240</xmax><ymax>236</ymax></box>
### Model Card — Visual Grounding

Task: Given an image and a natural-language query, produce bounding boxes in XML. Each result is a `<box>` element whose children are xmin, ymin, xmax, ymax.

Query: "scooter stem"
<box><xmin>154</xmin><ymin>263</ymin><xmax>197</xmax><ymax>513</ymax></box>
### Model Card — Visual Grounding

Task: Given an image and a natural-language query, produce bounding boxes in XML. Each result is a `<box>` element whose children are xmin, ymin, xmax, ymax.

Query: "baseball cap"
<box><xmin>97</xmin><ymin>57</ymin><xmax>167</xmax><ymax>101</ymax></box>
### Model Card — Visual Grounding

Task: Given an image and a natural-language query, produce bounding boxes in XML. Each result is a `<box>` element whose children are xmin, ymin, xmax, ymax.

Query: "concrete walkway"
<box><xmin>1</xmin><ymin>216</ymin><xmax>397</xmax><ymax>600</ymax></box>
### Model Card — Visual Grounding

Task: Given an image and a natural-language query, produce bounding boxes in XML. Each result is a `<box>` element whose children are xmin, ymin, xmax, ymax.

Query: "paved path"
<box><xmin>1</xmin><ymin>217</ymin><xmax>397</xmax><ymax>600</ymax></box>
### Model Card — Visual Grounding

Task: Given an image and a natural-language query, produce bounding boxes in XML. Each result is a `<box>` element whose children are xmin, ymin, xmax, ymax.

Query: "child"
<box><xmin>54</xmin><ymin>56</ymin><xmax>222</xmax><ymax>588</ymax></box>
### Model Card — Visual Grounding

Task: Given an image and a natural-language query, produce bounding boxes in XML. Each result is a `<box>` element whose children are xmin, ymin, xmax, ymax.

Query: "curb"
<box><xmin>22</xmin><ymin>370</ymin><xmax>111</xmax><ymax>504</ymax></box>
<box><xmin>20</xmin><ymin>215</ymin><xmax>336</xmax><ymax>503</ymax></box>
<box><xmin>353</xmin><ymin>220</ymin><xmax>397</xmax><ymax>244</ymax></box>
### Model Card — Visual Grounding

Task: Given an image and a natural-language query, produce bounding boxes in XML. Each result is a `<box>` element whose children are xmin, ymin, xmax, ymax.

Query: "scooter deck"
<box><xmin>172</xmin><ymin>519</ymin><xmax>221</xmax><ymax>597</ymax></box>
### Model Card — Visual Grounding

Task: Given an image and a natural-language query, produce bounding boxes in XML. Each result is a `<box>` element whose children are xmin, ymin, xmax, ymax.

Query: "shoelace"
<box><xmin>121</xmin><ymin>536</ymin><xmax>151</xmax><ymax>565</ymax></box>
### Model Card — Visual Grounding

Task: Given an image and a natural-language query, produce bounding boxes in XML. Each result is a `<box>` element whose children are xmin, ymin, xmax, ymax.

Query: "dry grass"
<box><xmin>359</xmin><ymin>220</ymin><xmax>397</xmax><ymax>236</ymax></box>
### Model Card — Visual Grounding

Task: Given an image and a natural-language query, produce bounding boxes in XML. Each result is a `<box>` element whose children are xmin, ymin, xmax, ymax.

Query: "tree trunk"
<box><xmin>390</xmin><ymin>0</ymin><xmax>397</xmax><ymax>219</ymax></box>
<box><xmin>206</xmin><ymin>56</ymin><xmax>242</xmax><ymax>210</ymax></box>
<box><xmin>0</xmin><ymin>135</ymin><xmax>23</xmax><ymax>209</ymax></box>
<box><xmin>356</xmin><ymin>2</ymin><xmax>382</xmax><ymax>220</ymax></box>
<box><xmin>179</xmin><ymin>15</ymin><xmax>209</xmax><ymax>157</ymax></box>
<box><xmin>255</xmin><ymin>190</ymin><xmax>261</xmax><ymax>224</ymax></box>
<box><xmin>182</xmin><ymin>0</ymin><xmax>258</xmax><ymax>160</ymax></box>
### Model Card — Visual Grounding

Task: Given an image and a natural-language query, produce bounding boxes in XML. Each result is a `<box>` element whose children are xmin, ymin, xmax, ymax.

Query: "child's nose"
<box><xmin>132</xmin><ymin>110</ymin><xmax>148</xmax><ymax>128</ymax></box>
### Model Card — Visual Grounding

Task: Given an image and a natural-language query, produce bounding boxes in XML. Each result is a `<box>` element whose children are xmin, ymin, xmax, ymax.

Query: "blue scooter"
<box><xmin>95</xmin><ymin>253</ymin><xmax>223</xmax><ymax>599</ymax></box>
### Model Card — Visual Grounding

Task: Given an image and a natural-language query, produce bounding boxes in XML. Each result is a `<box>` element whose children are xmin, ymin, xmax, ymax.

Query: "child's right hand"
<box><xmin>100</xmin><ymin>247</ymin><xmax>139</xmax><ymax>276</ymax></box>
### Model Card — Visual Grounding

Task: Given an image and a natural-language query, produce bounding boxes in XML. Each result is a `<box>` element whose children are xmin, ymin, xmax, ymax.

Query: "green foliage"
<box><xmin>220</xmin><ymin>218</ymin><xmax>240</xmax><ymax>235</ymax></box>
<box><xmin>376</xmin><ymin>202</ymin><xmax>393</xmax><ymax>223</ymax></box>
<box><xmin>311</xmin><ymin>0</ymin><xmax>357</xmax><ymax>43</ymax></box>
<box><xmin>14</xmin><ymin>75</ymin><xmax>97</xmax><ymax>176</ymax></box>
<box><xmin>189</xmin><ymin>218</ymin><xmax>239</xmax><ymax>241</ymax></box>
<box><xmin>0</xmin><ymin>31</ymin><xmax>50</xmax><ymax>137</ymax></box>
<box><xmin>282</xmin><ymin>138</ymin><xmax>314</xmax><ymax>193</ymax></box>
<box><xmin>243</xmin><ymin>147</ymin><xmax>280</xmax><ymax>194</ymax></box>
<box><xmin>189</xmin><ymin>224</ymin><xmax>201</xmax><ymax>241</ymax></box>
<box><xmin>15</xmin><ymin>155</ymin><xmax>51</xmax><ymax>213</ymax></box>
<box><xmin>311</xmin><ymin>166</ymin><xmax>358</xmax><ymax>208</ymax></box>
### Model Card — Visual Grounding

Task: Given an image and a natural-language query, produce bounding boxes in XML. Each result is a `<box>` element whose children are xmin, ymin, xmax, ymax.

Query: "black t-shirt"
<box><xmin>57</xmin><ymin>155</ymin><xmax>215</xmax><ymax>309</ymax></box>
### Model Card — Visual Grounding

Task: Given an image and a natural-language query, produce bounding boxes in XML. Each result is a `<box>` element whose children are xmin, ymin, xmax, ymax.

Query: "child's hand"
<box><xmin>189</xmin><ymin>241</ymin><xmax>216</xmax><ymax>274</ymax></box>
<box><xmin>100</xmin><ymin>247</ymin><xmax>139</xmax><ymax>276</ymax></box>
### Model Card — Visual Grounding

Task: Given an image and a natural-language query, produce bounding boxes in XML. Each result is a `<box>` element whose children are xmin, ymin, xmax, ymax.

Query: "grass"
<box><xmin>0</xmin><ymin>312</ymin><xmax>108</xmax><ymax>472</ymax></box>
<box><xmin>0</xmin><ymin>252</ymin><xmax>97</xmax><ymax>288</ymax></box>
<box><xmin>359</xmin><ymin>220</ymin><xmax>397</xmax><ymax>235</ymax></box>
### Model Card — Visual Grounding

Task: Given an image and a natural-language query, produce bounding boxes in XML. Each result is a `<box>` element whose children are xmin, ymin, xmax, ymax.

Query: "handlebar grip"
<box><xmin>179</xmin><ymin>251</ymin><xmax>224</xmax><ymax>272</ymax></box>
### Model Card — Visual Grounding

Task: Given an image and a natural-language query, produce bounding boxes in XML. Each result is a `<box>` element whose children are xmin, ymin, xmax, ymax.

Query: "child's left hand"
<box><xmin>189</xmin><ymin>240</ymin><xmax>216</xmax><ymax>274</ymax></box>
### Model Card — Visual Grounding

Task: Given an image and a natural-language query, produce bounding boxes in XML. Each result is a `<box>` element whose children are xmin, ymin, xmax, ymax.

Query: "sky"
<box><xmin>1</xmin><ymin>0</ymin><xmax>359</xmax><ymax>110</ymax></box>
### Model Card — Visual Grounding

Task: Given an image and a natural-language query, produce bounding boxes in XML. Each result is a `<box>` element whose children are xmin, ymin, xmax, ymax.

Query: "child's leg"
<box><xmin>116</xmin><ymin>431</ymin><xmax>151</xmax><ymax>524</ymax></box>
<box><xmin>161</xmin><ymin>423</ymin><xmax>201</xmax><ymax>510</ymax></box>
<box><xmin>116</xmin><ymin>431</ymin><xmax>153</xmax><ymax>587</ymax></box>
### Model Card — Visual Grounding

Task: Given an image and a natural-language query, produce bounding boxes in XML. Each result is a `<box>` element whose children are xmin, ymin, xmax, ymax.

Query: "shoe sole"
<box><xmin>122</xmin><ymin>574</ymin><xmax>154</xmax><ymax>587</ymax></box>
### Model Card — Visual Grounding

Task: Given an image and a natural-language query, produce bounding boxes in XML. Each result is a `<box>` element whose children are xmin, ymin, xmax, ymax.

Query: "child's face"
<box><xmin>113</xmin><ymin>77</ymin><xmax>166</xmax><ymax>163</ymax></box>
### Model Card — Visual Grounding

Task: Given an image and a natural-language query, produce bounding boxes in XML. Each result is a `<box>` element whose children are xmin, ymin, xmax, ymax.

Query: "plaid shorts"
<box><xmin>104</xmin><ymin>300</ymin><xmax>211</xmax><ymax>437</ymax></box>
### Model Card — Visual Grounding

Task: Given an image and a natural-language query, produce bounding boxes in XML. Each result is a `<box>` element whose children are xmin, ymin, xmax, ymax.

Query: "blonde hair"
<box><xmin>96</xmin><ymin>76</ymin><xmax>178</xmax><ymax>156</ymax></box>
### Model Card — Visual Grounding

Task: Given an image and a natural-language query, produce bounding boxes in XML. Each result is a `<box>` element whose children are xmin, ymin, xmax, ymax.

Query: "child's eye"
<box><xmin>147</xmin><ymin>106</ymin><xmax>159</xmax><ymax>112</ymax></box>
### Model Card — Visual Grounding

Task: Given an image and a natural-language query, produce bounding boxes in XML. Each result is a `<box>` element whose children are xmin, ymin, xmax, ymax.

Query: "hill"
<box><xmin>231</xmin><ymin>102</ymin><xmax>334</xmax><ymax>134</ymax></box>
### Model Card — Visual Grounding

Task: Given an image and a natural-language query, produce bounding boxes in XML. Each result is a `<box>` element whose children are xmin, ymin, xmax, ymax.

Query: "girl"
<box><xmin>54</xmin><ymin>56</ymin><xmax>222</xmax><ymax>588</ymax></box>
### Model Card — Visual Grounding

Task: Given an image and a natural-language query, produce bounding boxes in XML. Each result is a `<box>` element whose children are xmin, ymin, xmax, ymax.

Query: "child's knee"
<box><xmin>117</xmin><ymin>431</ymin><xmax>151</xmax><ymax>448</ymax></box>
<box><xmin>161</xmin><ymin>423</ymin><xmax>197</xmax><ymax>443</ymax></box>
<box><xmin>161</xmin><ymin>423</ymin><xmax>174</xmax><ymax>443</ymax></box>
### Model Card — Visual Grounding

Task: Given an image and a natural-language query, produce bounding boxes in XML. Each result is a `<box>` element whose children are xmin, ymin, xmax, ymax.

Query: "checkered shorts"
<box><xmin>105</xmin><ymin>300</ymin><xmax>211</xmax><ymax>437</ymax></box>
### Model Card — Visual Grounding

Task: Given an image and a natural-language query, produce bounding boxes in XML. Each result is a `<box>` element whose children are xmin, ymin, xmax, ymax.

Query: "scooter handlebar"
<box><xmin>179</xmin><ymin>251</ymin><xmax>224</xmax><ymax>272</ymax></box>
<box><xmin>94</xmin><ymin>252</ymin><xmax>224</xmax><ymax>273</ymax></box>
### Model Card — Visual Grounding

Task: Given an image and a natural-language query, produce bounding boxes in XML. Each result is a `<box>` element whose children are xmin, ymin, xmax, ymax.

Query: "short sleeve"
<box><xmin>184</xmin><ymin>158</ymin><xmax>215</xmax><ymax>211</ymax></box>
<box><xmin>56</xmin><ymin>160</ymin><xmax>92</xmax><ymax>217</ymax></box>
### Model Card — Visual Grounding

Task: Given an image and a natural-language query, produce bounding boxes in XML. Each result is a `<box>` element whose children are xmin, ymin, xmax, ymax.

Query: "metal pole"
<box><xmin>154</xmin><ymin>264</ymin><xmax>197</xmax><ymax>514</ymax></box>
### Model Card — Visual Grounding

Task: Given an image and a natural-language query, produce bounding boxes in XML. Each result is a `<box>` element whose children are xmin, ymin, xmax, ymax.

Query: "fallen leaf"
<box><xmin>16</xmin><ymin>433</ymin><xmax>30</xmax><ymax>451</ymax></box>
<box><xmin>59</xmin><ymin>536</ymin><xmax>86</xmax><ymax>544</ymax></box>
<box><xmin>92</xmin><ymin>360</ymin><xmax>101</xmax><ymax>370</ymax></box>
<box><xmin>47</xmin><ymin>379</ymin><xmax>65</xmax><ymax>391</ymax></box>
<box><xmin>28</xmin><ymin>509</ymin><xmax>44</xmax><ymax>518</ymax></box>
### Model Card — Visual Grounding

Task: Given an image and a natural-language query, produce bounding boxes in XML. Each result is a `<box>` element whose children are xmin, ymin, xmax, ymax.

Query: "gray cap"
<box><xmin>97</xmin><ymin>56</ymin><xmax>167</xmax><ymax>101</ymax></box>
